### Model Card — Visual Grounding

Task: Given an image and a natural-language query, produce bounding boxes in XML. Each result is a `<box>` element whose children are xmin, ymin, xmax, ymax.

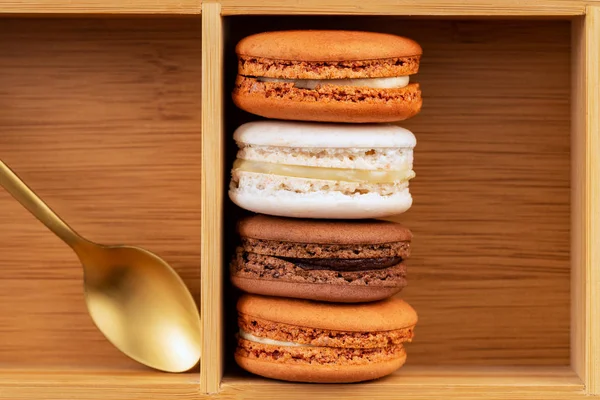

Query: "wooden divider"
<box><xmin>201</xmin><ymin>1</ymin><xmax>224</xmax><ymax>394</ymax></box>
<box><xmin>571</xmin><ymin>5</ymin><xmax>600</xmax><ymax>395</ymax></box>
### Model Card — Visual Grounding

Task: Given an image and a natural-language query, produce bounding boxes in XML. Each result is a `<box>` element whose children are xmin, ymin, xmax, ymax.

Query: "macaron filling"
<box><xmin>256</xmin><ymin>76</ymin><xmax>409</xmax><ymax>89</ymax></box>
<box><xmin>233</xmin><ymin>250</ymin><xmax>408</xmax><ymax>288</ymax></box>
<box><xmin>237</xmin><ymin>337</ymin><xmax>406</xmax><ymax>366</ymax></box>
<box><xmin>233</xmin><ymin>159</ymin><xmax>415</xmax><ymax>184</ymax></box>
<box><xmin>236</xmin><ymin>145</ymin><xmax>413</xmax><ymax>171</ymax></box>
<box><xmin>279</xmin><ymin>256</ymin><xmax>403</xmax><ymax>272</ymax></box>
<box><xmin>238</xmin><ymin>313</ymin><xmax>415</xmax><ymax>349</ymax></box>
<box><xmin>239</xmin><ymin>329</ymin><xmax>308</xmax><ymax>347</ymax></box>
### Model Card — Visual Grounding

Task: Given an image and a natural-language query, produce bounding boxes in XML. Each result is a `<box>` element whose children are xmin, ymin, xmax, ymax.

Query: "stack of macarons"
<box><xmin>228</xmin><ymin>30</ymin><xmax>423</xmax><ymax>383</ymax></box>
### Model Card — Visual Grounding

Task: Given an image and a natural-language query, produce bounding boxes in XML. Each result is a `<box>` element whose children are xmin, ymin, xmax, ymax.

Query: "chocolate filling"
<box><xmin>279</xmin><ymin>256</ymin><xmax>403</xmax><ymax>272</ymax></box>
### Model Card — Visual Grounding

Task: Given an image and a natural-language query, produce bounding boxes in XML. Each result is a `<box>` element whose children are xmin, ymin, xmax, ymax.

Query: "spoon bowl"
<box><xmin>0</xmin><ymin>160</ymin><xmax>201</xmax><ymax>373</ymax></box>
<box><xmin>81</xmin><ymin>244</ymin><xmax>201</xmax><ymax>372</ymax></box>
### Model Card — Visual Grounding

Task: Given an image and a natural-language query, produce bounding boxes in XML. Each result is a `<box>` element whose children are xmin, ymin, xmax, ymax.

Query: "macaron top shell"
<box><xmin>237</xmin><ymin>294</ymin><xmax>418</xmax><ymax>332</ymax></box>
<box><xmin>233</xmin><ymin>121</ymin><xmax>416</xmax><ymax>148</ymax></box>
<box><xmin>236</xmin><ymin>30</ymin><xmax>423</xmax><ymax>62</ymax></box>
<box><xmin>237</xmin><ymin>214</ymin><xmax>412</xmax><ymax>245</ymax></box>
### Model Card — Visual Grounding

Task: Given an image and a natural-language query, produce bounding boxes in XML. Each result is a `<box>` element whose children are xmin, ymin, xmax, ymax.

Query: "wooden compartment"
<box><xmin>201</xmin><ymin>1</ymin><xmax>600</xmax><ymax>399</ymax></box>
<box><xmin>0</xmin><ymin>16</ymin><xmax>202</xmax><ymax>398</ymax></box>
<box><xmin>223</xmin><ymin>14</ymin><xmax>573</xmax><ymax>367</ymax></box>
<box><xmin>0</xmin><ymin>1</ymin><xmax>597</xmax><ymax>399</ymax></box>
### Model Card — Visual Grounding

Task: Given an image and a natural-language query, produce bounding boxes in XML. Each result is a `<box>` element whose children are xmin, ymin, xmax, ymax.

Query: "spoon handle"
<box><xmin>0</xmin><ymin>160</ymin><xmax>85</xmax><ymax>249</ymax></box>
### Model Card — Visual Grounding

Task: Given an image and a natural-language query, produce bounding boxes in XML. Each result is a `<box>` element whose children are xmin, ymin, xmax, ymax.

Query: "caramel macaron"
<box><xmin>232</xmin><ymin>30</ymin><xmax>423</xmax><ymax>123</ymax></box>
<box><xmin>235</xmin><ymin>294</ymin><xmax>418</xmax><ymax>383</ymax></box>
<box><xmin>230</xmin><ymin>214</ymin><xmax>412</xmax><ymax>303</ymax></box>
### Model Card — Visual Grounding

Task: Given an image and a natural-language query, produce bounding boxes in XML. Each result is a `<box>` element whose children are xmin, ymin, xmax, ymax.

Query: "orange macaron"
<box><xmin>235</xmin><ymin>294</ymin><xmax>418</xmax><ymax>383</ymax></box>
<box><xmin>232</xmin><ymin>30</ymin><xmax>423</xmax><ymax>123</ymax></box>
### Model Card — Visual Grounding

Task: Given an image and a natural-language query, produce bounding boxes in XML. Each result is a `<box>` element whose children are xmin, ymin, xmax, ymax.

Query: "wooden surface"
<box><xmin>394</xmin><ymin>19</ymin><xmax>571</xmax><ymax>365</ymax></box>
<box><xmin>586</xmin><ymin>7</ymin><xmax>600</xmax><ymax>394</ymax></box>
<box><xmin>222</xmin><ymin>17</ymin><xmax>572</xmax><ymax>369</ymax></box>
<box><xmin>571</xmin><ymin>5</ymin><xmax>600</xmax><ymax>395</ymax></box>
<box><xmin>217</xmin><ymin>0</ymin><xmax>591</xmax><ymax>16</ymax></box>
<box><xmin>571</xmin><ymin>12</ymin><xmax>586</xmax><ymax>392</ymax></box>
<box><xmin>221</xmin><ymin>366</ymin><xmax>584</xmax><ymax>400</ymax></box>
<box><xmin>0</xmin><ymin>369</ymin><xmax>199</xmax><ymax>399</ymax></box>
<box><xmin>0</xmin><ymin>4</ymin><xmax>593</xmax><ymax>400</ymax></box>
<box><xmin>0</xmin><ymin>0</ymin><xmax>599</xmax><ymax>16</ymax></box>
<box><xmin>0</xmin><ymin>0</ymin><xmax>595</xmax><ymax>16</ymax></box>
<box><xmin>0</xmin><ymin>366</ymin><xmax>584</xmax><ymax>399</ymax></box>
<box><xmin>0</xmin><ymin>18</ymin><xmax>201</xmax><ymax>369</ymax></box>
<box><xmin>201</xmin><ymin>2</ymin><xmax>224</xmax><ymax>394</ymax></box>
<box><xmin>0</xmin><ymin>0</ymin><xmax>200</xmax><ymax>14</ymax></box>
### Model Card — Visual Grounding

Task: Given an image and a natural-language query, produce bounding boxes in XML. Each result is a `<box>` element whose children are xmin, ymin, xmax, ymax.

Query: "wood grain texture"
<box><xmin>392</xmin><ymin>20</ymin><xmax>572</xmax><ymax>366</ymax></box>
<box><xmin>0</xmin><ymin>18</ymin><xmax>201</xmax><ymax>370</ymax></box>
<box><xmin>218</xmin><ymin>0</ymin><xmax>589</xmax><ymax>15</ymax></box>
<box><xmin>201</xmin><ymin>2</ymin><xmax>224</xmax><ymax>394</ymax></box>
<box><xmin>0</xmin><ymin>369</ymin><xmax>200</xmax><ymax>399</ymax></box>
<box><xmin>0</xmin><ymin>0</ymin><xmax>200</xmax><ymax>14</ymax></box>
<box><xmin>0</xmin><ymin>366</ymin><xmax>584</xmax><ymax>399</ymax></box>
<box><xmin>221</xmin><ymin>366</ymin><xmax>584</xmax><ymax>400</ymax></box>
<box><xmin>585</xmin><ymin>7</ymin><xmax>600</xmax><ymax>394</ymax></box>
<box><xmin>572</xmin><ymin>5</ymin><xmax>600</xmax><ymax>395</ymax></box>
<box><xmin>222</xmin><ymin>18</ymin><xmax>572</xmax><ymax>368</ymax></box>
<box><xmin>0</xmin><ymin>0</ymin><xmax>599</xmax><ymax>16</ymax></box>
<box><xmin>571</xmin><ymin>13</ymin><xmax>586</xmax><ymax>391</ymax></box>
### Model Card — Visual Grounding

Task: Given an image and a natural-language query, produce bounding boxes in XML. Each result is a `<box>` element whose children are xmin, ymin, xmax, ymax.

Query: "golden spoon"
<box><xmin>0</xmin><ymin>160</ymin><xmax>201</xmax><ymax>373</ymax></box>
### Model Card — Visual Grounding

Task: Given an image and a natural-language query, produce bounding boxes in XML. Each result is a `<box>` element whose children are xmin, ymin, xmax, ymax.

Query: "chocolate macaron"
<box><xmin>235</xmin><ymin>294</ymin><xmax>418</xmax><ymax>383</ymax></box>
<box><xmin>230</xmin><ymin>214</ymin><xmax>412</xmax><ymax>303</ymax></box>
<box><xmin>233</xmin><ymin>30</ymin><xmax>422</xmax><ymax>123</ymax></box>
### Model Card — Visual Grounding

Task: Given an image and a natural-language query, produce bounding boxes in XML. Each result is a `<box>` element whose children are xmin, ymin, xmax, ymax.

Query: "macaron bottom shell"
<box><xmin>235</xmin><ymin>347</ymin><xmax>407</xmax><ymax>383</ymax></box>
<box><xmin>233</xmin><ymin>77</ymin><xmax>422</xmax><ymax>123</ymax></box>
<box><xmin>229</xmin><ymin>188</ymin><xmax>412</xmax><ymax>219</ymax></box>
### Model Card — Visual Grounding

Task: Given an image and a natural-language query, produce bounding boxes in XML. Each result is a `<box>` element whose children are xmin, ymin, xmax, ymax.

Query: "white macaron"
<box><xmin>228</xmin><ymin>121</ymin><xmax>416</xmax><ymax>219</ymax></box>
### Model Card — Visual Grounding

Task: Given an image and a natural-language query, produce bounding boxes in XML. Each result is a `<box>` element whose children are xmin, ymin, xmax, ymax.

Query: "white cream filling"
<box><xmin>237</xmin><ymin>145</ymin><xmax>413</xmax><ymax>171</ymax></box>
<box><xmin>239</xmin><ymin>329</ymin><xmax>309</xmax><ymax>347</ymax></box>
<box><xmin>257</xmin><ymin>76</ymin><xmax>409</xmax><ymax>89</ymax></box>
